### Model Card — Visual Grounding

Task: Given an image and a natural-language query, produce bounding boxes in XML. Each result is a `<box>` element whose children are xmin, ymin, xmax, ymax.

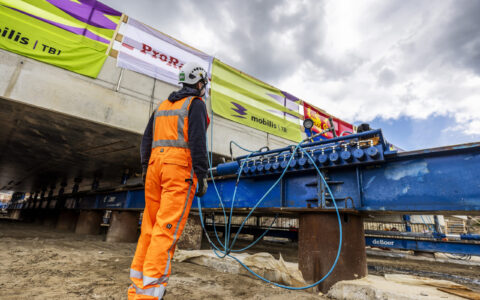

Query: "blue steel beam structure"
<box><xmin>11</xmin><ymin>130</ymin><xmax>480</xmax><ymax>214</ymax></box>
<box><xmin>9</xmin><ymin>130</ymin><xmax>480</xmax><ymax>291</ymax></box>
<box><xmin>365</xmin><ymin>237</ymin><xmax>480</xmax><ymax>256</ymax></box>
<box><xmin>200</xmin><ymin>130</ymin><xmax>480</xmax><ymax>215</ymax></box>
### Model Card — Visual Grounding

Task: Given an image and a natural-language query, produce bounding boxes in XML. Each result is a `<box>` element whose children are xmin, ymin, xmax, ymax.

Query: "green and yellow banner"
<box><xmin>211</xmin><ymin>59</ymin><xmax>303</xmax><ymax>142</ymax></box>
<box><xmin>0</xmin><ymin>0</ymin><xmax>121</xmax><ymax>78</ymax></box>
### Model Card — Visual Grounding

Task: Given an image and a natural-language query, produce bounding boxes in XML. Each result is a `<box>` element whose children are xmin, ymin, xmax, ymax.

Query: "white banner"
<box><xmin>114</xmin><ymin>18</ymin><xmax>213</xmax><ymax>86</ymax></box>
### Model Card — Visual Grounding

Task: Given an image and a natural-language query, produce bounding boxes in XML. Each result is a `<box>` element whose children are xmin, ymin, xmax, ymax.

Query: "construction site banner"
<box><xmin>115</xmin><ymin>18</ymin><xmax>213</xmax><ymax>86</ymax></box>
<box><xmin>303</xmin><ymin>102</ymin><xmax>354</xmax><ymax>140</ymax></box>
<box><xmin>211</xmin><ymin>59</ymin><xmax>303</xmax><ymax>142</ymax></box>
<box><xmin>0</xmin><ymin>0</ymin><xmax>121</xmax><ymax>78</ymax></box>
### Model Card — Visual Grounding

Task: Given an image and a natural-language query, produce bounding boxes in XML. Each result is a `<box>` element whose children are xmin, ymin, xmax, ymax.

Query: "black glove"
<box><xmin>195</xmin><ymin>177</ymin><xmax>208</xmax><ymax>197</ymax></box>
<box><xmin>142</xmin><ymin>166</ymin><xmax>147</xmax><ymax>185</ymax></box>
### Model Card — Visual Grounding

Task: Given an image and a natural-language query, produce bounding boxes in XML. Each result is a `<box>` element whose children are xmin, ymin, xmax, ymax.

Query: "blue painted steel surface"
<box><xmin>13</xmin><ymin>131</ymin><xmax>480</xmax><ymax>214</ymax></box>
<box><xmin>77</xmin><ymin>195</ymin><xmax>99</xmax><ymax>209</ymax></box>
<box><xmin>59</xmin><ymin>189</ymin><xmax>145</xmax><ymax>210</ymax></box>
<box><xmin>236</xmin><ymin>131</ymin><xmax>387</xmax><ymax>177</ymax></box>
<box><xmin>200</xmin><ymin>133</ymin><xmax>480</xmax><ymax>213</ymax></box>
<box><xmin>237</xmin><ymin>129</ymin><xmax>387</xmax><ymax>160</ymax></box>
<box><xmin>97</xmin><ymin>192</ymin><xmax>128</xmax><ymax>209</ymax></box>
<box><xmin>200</xmin><ymin>146</ymin><xmax>480</xmax><ymax>212</ymax></box>
<box><xmin>460</xmin><ymin>234</ymin><xmax>480</xmax><ymax>241</ymax></box>
<box><xmin>360</xmin><ymin>153</ymin><xmax>480</xmax><ymax>212</ymax></box>
<box><xmin>365</xmin><ymin>237</ymin><xmax>480</xmax><ymax>256</ymax></box>
<box><xmin>126</xmin><ymin>190</ymin><xmax>145</xmax><ymax>209</ymax></box>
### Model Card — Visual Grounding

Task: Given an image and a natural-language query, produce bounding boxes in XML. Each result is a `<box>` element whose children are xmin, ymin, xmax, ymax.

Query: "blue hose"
<box><xmin>198</xmin><ymin>112</ymin><xmax>342</xmax><ymax>290</ymax></box>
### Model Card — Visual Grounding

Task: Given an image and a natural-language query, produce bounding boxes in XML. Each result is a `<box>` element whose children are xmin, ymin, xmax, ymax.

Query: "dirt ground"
<box><xmin>367</xmin><ymin>254</ymin><xmax>480</xmax><ymax>291</ymax></box>
<box><xmin>0</xmin><ymin>220</ymin><xmax>321</xmax><ymax>300</ymax></box>
<box><xmin>223</xmin><ymin>236</ymin><xmax>480</xmax><ymax>291</ymax></box>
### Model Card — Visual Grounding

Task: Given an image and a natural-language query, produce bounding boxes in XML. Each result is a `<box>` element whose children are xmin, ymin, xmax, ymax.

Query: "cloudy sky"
<box><xmin>101</xmin><ymin>0</ymin><xmax>480</xmax><ymax>150</ymax></box>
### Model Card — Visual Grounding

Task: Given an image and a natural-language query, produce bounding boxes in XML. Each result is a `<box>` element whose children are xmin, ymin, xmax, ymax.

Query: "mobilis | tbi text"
<box><xmin>0</xmin><ymin>27</ymin><xmax>29</xmax><ymax>45</ymax></box>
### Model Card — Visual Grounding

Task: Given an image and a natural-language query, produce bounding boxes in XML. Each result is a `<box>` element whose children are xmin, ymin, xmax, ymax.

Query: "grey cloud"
<box><xmin>202</xmin><ymin>1</ymin><xmax>329</xmax><ymax>83</ymax></box>
<box><xmin>102</xmin><ymin>0</ymin><xmax>183</xmax><ymax>31</ymax></box>
<box><xmin>382</xmin><ymin>1</ymin><xmax>480</xmax><ymax>77</ymax></box>
<box><xmin>101</xmin><ymin>0</ymin><xmax>480</xmax><ymax>115</ymax></box>
<box><xmin>433</xmin><ymin>1</ymin><xmax>480</xmax><ymax>75</ymax></box>
<box><xmin>102</xmin><ymin>0</ymin><xmax>366</xmax><ymax>84</ymax></box>
<box><xmin>378</xmin><ymin>68</ymin><xmax>396</xmax><ymax>86</ymax></box>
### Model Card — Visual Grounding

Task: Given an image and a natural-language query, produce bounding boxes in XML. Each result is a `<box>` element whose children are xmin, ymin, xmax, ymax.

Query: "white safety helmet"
<box><xmin>179</xmin><ymin>62</ymin><xmax>208</xmax><ymax>86</ymax></box>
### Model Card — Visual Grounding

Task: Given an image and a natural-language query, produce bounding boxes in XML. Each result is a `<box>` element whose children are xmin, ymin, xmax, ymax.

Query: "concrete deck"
<box><xmin>0</xmin><ymin>48</ymin><xmax>293</xmax><ymax>193</ymax></box>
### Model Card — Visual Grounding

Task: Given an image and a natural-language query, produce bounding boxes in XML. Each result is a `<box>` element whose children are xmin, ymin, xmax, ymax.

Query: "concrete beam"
<box><xmin>0</xmin><ymin>48</ymin><xmax>293</xmax><ymax>155</ymax></box>
<box><xmin>75</xmin><ymin>210</ymin><xmax>103</xmax><ymax>235</ymax></box>
<box><xmin>176</xmin><ymin>214</ymin><xmax>203</xmax><ymax>250</ymax></box>
<box><xmin>106</xmin><ymin>211</ymin><xmax>139</xmax><ymax>243</ymax></box>
<box><xmin>56</xmin><ymin>210</ymin><xmax>79</xmax><ymax>232</ymax></box>
<box><xmin>0</xmin><ymin>49</ymin><xmax>294</xmax><ymax>192</ymax></box>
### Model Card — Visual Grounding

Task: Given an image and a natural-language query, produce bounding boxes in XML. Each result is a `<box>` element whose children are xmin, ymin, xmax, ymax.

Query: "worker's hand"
<box><xmin>142</xmin><ymin>167</ymin><xmax>147</xmax><ymax>185</ymax></box>
<box><xmin>196</xmin><ymin>177</ymin><xmax>208</xmax><ymax>197</ymax></box>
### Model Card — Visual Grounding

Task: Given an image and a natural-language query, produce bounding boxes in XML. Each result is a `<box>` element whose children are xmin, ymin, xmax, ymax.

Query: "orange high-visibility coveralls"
<box><xmin>128</xmin><ymin>96</ymin><xmax>201</xmax><ymax>300</ymax></box>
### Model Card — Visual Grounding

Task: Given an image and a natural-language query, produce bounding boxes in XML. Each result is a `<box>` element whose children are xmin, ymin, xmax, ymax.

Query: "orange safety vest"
<box><xmin>151</xmin><ymin>96</ymin><xmax>209</xmax><ymax>163</ymax></box>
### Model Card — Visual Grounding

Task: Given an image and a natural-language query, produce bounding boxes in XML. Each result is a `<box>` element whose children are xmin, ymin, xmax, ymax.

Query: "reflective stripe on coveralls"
<box><xmin>129</xmin><ymin>169</ymin><xmax>195</xmax><ymax>300</ymax></box>
<box><xmin>160</xmin><ymin>170</ymin><xmax>193</xmax><ymax>282</ymax></box>
<box><xmin>141</xmin><ymin>168</ymin><xmax>194</xmax><ymax>287</ymax></box>
<box><xmin>129</xmin><ymin>283</ymin><xmax>165</xmax><ymax>299</ymax></box>
<box><xmin>151</xmin><ymin>96</ymin><xmax>194</xmax><ymax>149</ymax></box>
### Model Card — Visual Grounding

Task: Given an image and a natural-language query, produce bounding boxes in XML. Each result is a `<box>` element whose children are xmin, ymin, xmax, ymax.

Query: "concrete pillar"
<box><xmin>20</xmin><ymin>209</ymin><xmax>34</xmax><ymax>223</ymax></box>
<box><xmin>34</xmin><ymin>213</ymin><xmax>44</xmax><ymax>225</ymax></box>
<box><xmin>177</xmin><ymin>214</ymin><xmax>203</xmax><ymax>250</ymax></box>
<box><xmin>298</xmin><ymin>213</ymin><xmax>367</xmax><ymax>293</ymax></box>
<box><xmin>106</xmin><ymin>211</ymin><xmax>139</xmax><ymax>243</ymax></box>
<box><xmin>10</xmin><ymin>209</ymin><xmax>21</xmax><ymax>220</ymax></box>
<box><xmin>56</xmin><ymin>210</ymin><xmax>79</xmax><ymax>231</ymax></box>
<box><xmin>42</xmin><ymin>211</ymin><xmax>58</xmax><ymax>227</ymax></box>
<box><xmin>75</xmin><ymin>210</ymin><xmax>103</xmax><ymax>235</ymax></box>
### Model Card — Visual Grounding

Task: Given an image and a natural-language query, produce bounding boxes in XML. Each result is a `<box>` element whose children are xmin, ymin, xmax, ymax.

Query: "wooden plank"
<box><xmin>109</xmin><ymin>49</ymin><xmax>119</xmax><ymax>59</ymax></box>
<box><xmin>106</xmin><ymin>13</ymin><xmax>127</xmax><ymax>55</ymax></box>
<box><xmin>437</xmin><ymin>287</ymin><xmax>480</xmax><ymax>300</ymax></box>
<box><xmin>115</xmin><ymin>33</ymin><xmax>124</xmax><ymax>43</ymax></box>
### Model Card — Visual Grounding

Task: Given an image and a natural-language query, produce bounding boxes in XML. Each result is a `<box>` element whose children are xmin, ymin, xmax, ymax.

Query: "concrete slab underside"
<box><xmin>0</xmin><ymin>96</ymin><xmax>142</xmax><ymax>193</ymax></box>
<box><xmin>0</xmin><ymin>48</ymin><xmax>293</xmax><ymax>194</ymax></box>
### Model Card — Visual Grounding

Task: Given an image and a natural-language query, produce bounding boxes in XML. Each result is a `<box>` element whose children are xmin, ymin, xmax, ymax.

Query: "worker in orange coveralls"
<box><xmin>128</xmin><ymin>62</ymin><xmax>210</xmax><ymax>300</ymax></box>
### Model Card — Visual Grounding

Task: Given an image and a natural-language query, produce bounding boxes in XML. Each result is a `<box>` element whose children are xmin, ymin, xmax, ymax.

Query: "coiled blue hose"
<box><xmin>198</xmin><ymin>112</ymin><xmax>342</xmax><ymax>290</ymax></box>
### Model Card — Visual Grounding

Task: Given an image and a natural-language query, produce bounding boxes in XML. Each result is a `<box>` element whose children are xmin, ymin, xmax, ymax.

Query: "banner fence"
<box><xmin>211</xmin><ymin>59</ymin><xmax>303</xmax><ymax>142</ymax></box>
<box><xmin>0</xmin><ymin>0</ymin><xmax>121</xmax><ymax>78</ymax></box>
<box><xmin>115</xmin><ymin>17</ymin><xmax>213</xmax><ymax>86</ymax></box>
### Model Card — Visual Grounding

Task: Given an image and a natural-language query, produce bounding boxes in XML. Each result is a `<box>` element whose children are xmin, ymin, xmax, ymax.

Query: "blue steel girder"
<box><xmin>200</xmin><ymin>142</ymin><xmax>480</xmax><ymax>215</ymax></box>
<box><xmin>361</xmin><ymin>147</ymin><xmax>480</xmax><ymax>213</ymax></box>
<box><xmin>365</xmin><ymin>236</ymin><xmax>480</xmax><ymax>256</ymax></box>
<box><xmin>15</xmin><ymin>137</ymin><xmax>480</xmax><ymax>215</ymax></box>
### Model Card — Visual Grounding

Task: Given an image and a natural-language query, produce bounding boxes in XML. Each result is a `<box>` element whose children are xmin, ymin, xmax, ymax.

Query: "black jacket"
<box><xmin>140</xmin><ymin>86</ymin><xmax>208</xmax><ymax>180</ymax></box>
